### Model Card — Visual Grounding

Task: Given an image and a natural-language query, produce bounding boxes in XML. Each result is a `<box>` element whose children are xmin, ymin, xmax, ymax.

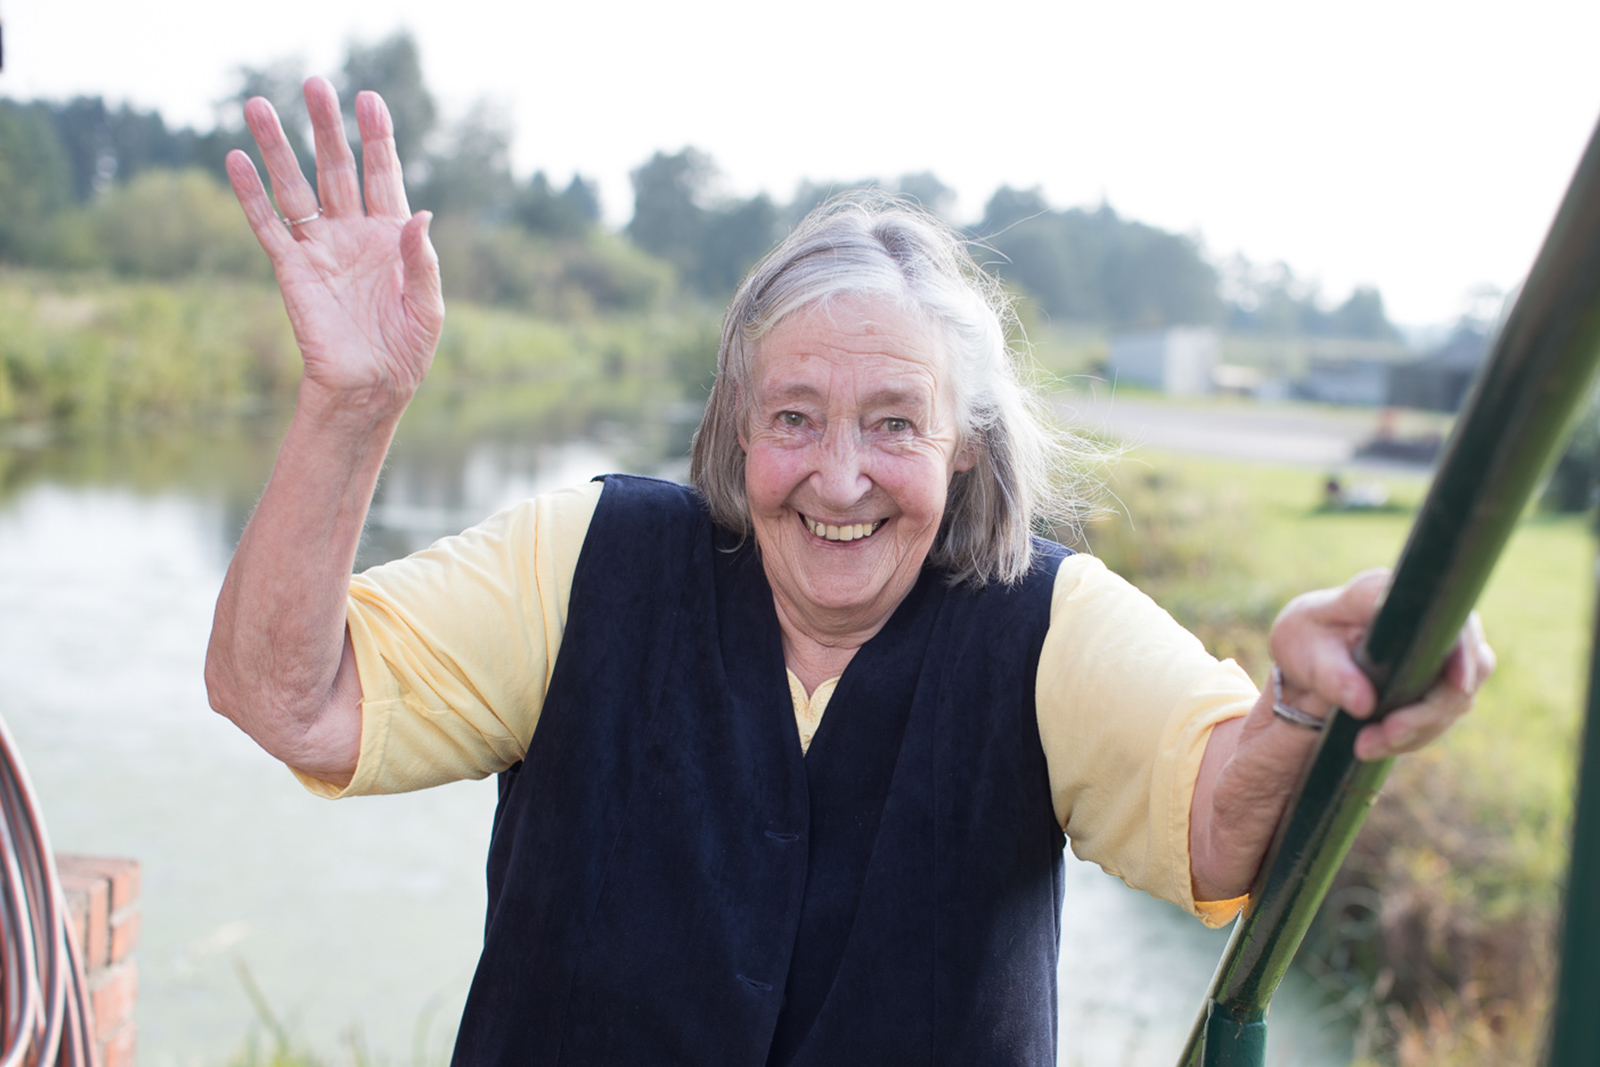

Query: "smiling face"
<box><xmin>738</xmin><ymin>295</ymin><xmax>973</xmax><ymax>645</ymax></box>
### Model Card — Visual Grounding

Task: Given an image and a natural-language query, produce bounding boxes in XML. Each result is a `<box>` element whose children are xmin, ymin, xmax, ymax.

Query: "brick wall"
<box><xmin>59</xmin><ymin>855</ymin><xmax>140</xmax><ymax>1067</ymax></box>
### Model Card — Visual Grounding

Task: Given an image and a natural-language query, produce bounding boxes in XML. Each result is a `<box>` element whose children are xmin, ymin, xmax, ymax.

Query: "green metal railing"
<box><xmin>1178</xmin><ymin>111</ymin><xmax>1600</xmax><ymax>1067</ymax></box>
<box><xmin>1545</xmin><ymin>560</ymin><xmax>1600</xmax><ymax>1065</ymax></box>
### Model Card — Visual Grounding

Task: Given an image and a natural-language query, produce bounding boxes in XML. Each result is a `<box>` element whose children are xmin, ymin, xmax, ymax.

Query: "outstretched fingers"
<box><xmin>303</xmin><ymin>76</ymin><xmax>362</xmax><ymax>219</ymax></box>
<box><xmin>243</xmin><ymin>97</ymin><xmax>320</xmax><ymax>224</ymax></box>
<box><xmin>225</xmin><ymin>150</ymin><xmax>295</xmax><ymax>261</ymax></box>
<box><xmin>358</xmin><ymin>92</ymin><xmax>411</xmax><ymax>219</ymax></box>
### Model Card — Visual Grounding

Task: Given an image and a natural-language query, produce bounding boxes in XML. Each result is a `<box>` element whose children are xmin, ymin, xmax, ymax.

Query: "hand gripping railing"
<box><xmin>1178</xmin><ymin>110</ymin><xmax>1600</xmax><ymax>1067</ymax></box>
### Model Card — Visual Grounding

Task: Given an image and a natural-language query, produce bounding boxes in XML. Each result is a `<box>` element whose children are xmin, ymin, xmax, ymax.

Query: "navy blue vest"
<box><xmin>452</xmin><ymin>475</ymin><xmax>1069</xmax><ymax>1066</ymax></box>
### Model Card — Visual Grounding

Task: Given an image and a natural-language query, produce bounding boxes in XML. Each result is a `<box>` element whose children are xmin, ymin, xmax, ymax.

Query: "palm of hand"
<box><xmin>224</xmin><ymin>78</ymin><xmax>444</xmax><ymax>412</ymax></box>
<box><xmin>275</xmin><ymin>217</ymin><xmax>439</xmax><ymax>398</ymax></box>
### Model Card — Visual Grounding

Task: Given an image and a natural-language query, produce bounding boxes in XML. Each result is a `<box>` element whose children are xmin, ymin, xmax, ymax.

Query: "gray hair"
<box><xmin>689</xmin><ymin>192</ymin><xmax>1097</xmax><ymax>586</ymax></box>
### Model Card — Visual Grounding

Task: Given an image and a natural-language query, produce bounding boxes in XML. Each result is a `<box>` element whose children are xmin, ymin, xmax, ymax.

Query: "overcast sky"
<box><xmin>4</xmin><ymin>0</ymin><xmax>1598</xmax><ymax>326</ymax></box>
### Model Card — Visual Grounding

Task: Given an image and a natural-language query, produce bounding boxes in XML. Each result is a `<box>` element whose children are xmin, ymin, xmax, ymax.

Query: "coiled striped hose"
<box><xmin>0</xmin><ymin>712</ymin><xmax>97</xmax><ymax>1067</ymax></box>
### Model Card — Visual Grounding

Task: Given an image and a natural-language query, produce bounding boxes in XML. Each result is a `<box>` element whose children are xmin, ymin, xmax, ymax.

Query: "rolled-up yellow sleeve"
<box><xmin>1036</xmin><ymin>554</ymin><xmax>1257</xmax><ymax>926</ymax></box>
<box><xmin>295</xmin><ymin>482</ymin><xmax>602</xmax><ymax>798</ymax></box>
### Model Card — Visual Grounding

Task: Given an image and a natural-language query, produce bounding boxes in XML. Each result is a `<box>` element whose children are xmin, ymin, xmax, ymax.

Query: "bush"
<box><xmin>428</xmin><ymin>220</ymin><xmax>673</xmax><ymax>318</ymax></box>
<box><xmin>91</xmin><ymin>169</ymin><xmax>272</xmax><ymax>280</ymax></box>
<box><xmin>0</xmin><ymin>273</ymin><xmax>298</xmax><ymax>424</ymax></box>
<box><xmin>0</xmin><ymin>270</ymin><xmax>718</xmax><ymax>430</ymax></box>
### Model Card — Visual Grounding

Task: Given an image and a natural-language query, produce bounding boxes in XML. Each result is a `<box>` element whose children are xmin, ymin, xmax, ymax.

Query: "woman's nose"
<box><xmin>813</xmin><ymin>422</ymin><xmax>871</xmax><ymax>505</ymax></box>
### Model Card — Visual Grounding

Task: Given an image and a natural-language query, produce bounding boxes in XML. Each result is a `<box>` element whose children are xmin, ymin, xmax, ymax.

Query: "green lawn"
<box><xmin>1091</xmin><ymin>449</ymin><xmax>1592</xmax><ymax>732</ymax></box>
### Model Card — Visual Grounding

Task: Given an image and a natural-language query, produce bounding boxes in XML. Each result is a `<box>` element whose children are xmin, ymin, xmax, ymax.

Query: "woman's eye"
<box><xmin>779</xmin><ymin>411</ymin><xmax>806</xmax><ymax>428</ymax></box>
<box><xmin>884</xmin><ymin>418</ymin><xmax>911</xmax><ymax>433</ymax></box>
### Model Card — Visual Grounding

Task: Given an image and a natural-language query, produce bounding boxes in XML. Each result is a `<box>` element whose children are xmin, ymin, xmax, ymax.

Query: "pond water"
<box><xmin>0</xmin><ymin>392</ymin><xmax>1350</xmax><ymax>1066</ymax></box>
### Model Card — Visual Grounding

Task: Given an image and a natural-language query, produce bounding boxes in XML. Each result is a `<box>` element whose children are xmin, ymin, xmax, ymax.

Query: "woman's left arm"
<box><xmin>1187</xmin><ymin>569</ymin><xmax>1497</xmax><ymax>902</ymax></box>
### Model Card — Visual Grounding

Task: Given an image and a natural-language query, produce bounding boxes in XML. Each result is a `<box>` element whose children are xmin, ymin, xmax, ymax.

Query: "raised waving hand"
<box><xmin>225</xmin><ymin>76</ymin><xmax>444</xmax><ymax>412</ymax></box>
<box><xmin>208</xmin><ymin>78</ymin><xmax>445</xmax><ymax>785</ymax></box>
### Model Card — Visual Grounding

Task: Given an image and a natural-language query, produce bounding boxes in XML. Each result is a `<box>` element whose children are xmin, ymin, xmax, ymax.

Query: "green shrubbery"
<box><xmin>0</xmin><ymin>270</ymin><xmax>720</xmax><ymax>431</ymax></box>
<box><xmin>0</xmin><ymin>273</ymin><xmax>296</xmax><ymax>423</ymax></box>
<box><xmin>427</xmin><ymin>219</ymin><xmax>673</xmax><ymax>317</ymax></box>
<box><xmin>90</xmin><ymin>169</ymin><xmax>272</xmax><ymax>281</ymax></box>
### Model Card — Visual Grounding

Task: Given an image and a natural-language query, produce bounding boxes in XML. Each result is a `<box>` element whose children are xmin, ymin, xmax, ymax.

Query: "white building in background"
<box><xmin>1300</xmin><ymin>356</ymin><xmax>1394</xmax><ymax>406</ymax></box>
<box><xmin>1109</xmin><ymin>327</ymin><xmax>1220</xmax><ymax>396</ymax></box>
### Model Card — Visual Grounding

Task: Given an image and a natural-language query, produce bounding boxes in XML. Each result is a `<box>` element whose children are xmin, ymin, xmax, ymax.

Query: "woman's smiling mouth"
<box><xmin>801</xmin><ymin>515</ymin><xmax>888</xmax><ymax>542</ymax></box>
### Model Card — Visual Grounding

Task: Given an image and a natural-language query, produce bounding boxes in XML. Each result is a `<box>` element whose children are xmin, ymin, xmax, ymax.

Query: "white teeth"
<box><xmin>807</xmin><ymin>517</ymin><xmax>883</xmax><ymax>542</ymax></box>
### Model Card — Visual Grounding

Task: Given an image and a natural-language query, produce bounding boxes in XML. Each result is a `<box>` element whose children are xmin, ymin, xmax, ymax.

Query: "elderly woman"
<box><xmin>207</xmin><ymin>80</ymin><xmax>1493</xmax><ymax>1066</ymax></box>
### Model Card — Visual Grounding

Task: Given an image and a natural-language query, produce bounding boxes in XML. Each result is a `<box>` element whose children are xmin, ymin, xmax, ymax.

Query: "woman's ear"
<box><xmin>953</xmin><ymin>439</ymin><xmax>978</xmax><ymax>473</ymax></box>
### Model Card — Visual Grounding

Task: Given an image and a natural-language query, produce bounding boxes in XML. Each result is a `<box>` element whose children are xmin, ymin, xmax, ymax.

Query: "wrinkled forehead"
<box><xmin>747</xmin><ymin>293</ymin><xmax>953</xmax><ymax>390</ymax></box>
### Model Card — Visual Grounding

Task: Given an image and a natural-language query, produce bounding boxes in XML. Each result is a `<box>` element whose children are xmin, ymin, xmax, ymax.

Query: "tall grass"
<box><xmin>224</xmin><ymin>960</ymin><xmax>453</xmax><ymax>1067</ymax></box>
<box><xmin>1077</xmin><ymin>452</ymin><xmax>1588</xmax><ymax>1065</ymax></box>
<box><xmin>0</xmin><ymin>271</ymin><xmax>298</xmax><ymax>424</ymax></box>
<box><xmin>0</xmin><ymin>270</ymin><xmax>720</xmax><ymax>432</ymax></box>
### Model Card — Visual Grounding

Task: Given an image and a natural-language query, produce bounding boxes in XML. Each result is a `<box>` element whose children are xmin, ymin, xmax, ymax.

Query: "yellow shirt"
<box><xmin>310</xmin><ymin>482</ymin><xmax>1255</xmax><ymax>926</ymax></box>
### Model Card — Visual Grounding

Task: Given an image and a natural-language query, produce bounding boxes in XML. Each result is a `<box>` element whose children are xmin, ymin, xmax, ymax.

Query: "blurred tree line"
<box><xmin>0</xmin><ymin>30</ymin><xmax>1404</xmax><ymax>340</ymax></box>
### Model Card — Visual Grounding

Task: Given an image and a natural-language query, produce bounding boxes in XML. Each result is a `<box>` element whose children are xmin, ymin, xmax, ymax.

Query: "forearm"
<box><xmin>1187</xmin><ymin>572</ymin><xmax>1493</xmax><ymax>903</ymax></box>
<box><xmin>1187</xmin><ymin>689</ymin><xmax>1320</xmax><ymax>901</ymax></box>
<box><xmin>205</xmin><ymin>379</ymin><xmax>407</xmax><ymax>782</ymax></box>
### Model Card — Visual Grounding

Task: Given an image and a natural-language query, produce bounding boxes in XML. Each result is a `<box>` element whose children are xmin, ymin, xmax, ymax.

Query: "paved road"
<box><xmin>1055</xmin><ymin>392</ymin><xmax>1440</xmax><ymax>472</ymax></box>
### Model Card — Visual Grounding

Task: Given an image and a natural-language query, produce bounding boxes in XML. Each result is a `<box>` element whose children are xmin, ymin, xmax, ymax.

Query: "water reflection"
<box><xmin>361</xmin><ymin>419</ymin><xmax>692</xmax><ymax>567</ymax></box>
<box><xmin>0</xmin><ymin>391</ymin><xmax>1347</xmax><ymax>1066</ymax></box>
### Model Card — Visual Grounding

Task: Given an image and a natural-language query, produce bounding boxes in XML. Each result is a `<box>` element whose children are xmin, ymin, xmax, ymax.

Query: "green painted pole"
<box><xmin>1544</xmin><ymin>554</ymin><xmax>1600</xmax><ymax>1066</ymax></box>
<box><xmin>1180</xmin><ymin>110</ymin><xmax>1600</xmax><ymax>1067</ymax></box>
<box><xmin>1202</xmin><ymin>1000</ymin><xmax>1267</xmax><ymax>1067</ymax></box>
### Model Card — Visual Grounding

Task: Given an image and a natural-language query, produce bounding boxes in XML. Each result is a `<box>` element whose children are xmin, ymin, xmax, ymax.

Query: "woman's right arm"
<box><xmin>204</xmin><ymin>78</ymin><xmax>445</xmax><ymax>787</ymax></box>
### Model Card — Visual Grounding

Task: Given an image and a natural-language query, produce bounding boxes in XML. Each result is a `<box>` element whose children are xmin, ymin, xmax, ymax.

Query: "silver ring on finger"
<box><xmin>283</xmin><ymin>210</ymin><xmax>322</xmax><ymax>228</ymax></box>
<box><xmin>1271</xmin><ymin>665</ymin><xmax>1329</xmax><ymax>730</ymax></box>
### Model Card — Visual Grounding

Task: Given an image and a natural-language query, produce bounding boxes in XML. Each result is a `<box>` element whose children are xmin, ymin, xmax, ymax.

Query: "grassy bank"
<box><xmin>1079</xmin><ymin>451</ymin><xmax>1586</xmax><ymax>1064</ymax></box>
<box><xmin>0</xmin><ymin>269</ymin><xmax>719</xmax><ymax>432</ymax></box>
